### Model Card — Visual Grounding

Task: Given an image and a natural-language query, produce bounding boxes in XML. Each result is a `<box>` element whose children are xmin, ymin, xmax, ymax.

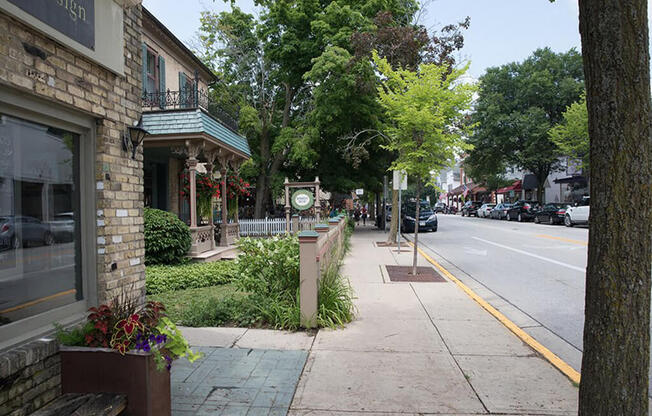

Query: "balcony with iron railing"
<box><xmin>142</xmin><ymin>86</ymin><xmax>239</xmax><ymax>133</ymax></box>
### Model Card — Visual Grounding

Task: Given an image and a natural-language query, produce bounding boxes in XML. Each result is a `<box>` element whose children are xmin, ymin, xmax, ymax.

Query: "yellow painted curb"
<box><xmin>406</xmin><ymin>240</ymin><xmax>581</xmax><ymax>385</ymax></box>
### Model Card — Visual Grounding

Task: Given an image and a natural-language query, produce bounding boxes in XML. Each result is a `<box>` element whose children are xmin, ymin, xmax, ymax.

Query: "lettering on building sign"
<box><xmin>26</xmin><ymin>68</ymin><xmax>47</xmax><ymax>83</ymax></box>
<box><xmin>7</xmin><ymin>0</ymin><xmax>95</xmax><ymax>50</ymax></box>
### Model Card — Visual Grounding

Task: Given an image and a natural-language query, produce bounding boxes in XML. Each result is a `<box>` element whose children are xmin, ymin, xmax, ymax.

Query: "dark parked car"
<box><xmin>0</xmin><ymin>215</ymin><xmax>54</xmax><ymax>249</ymax></box>
<box><xmin>461</xmin><ymin>200</ymin><xmax>483</xmax><ymax>217</ymax></box>
<box><xmin>402</xmin><ymin>201</ymin><xmax>438</xmax><ymax>232</ymax></box>
<box><xmin>534</xmin><ymin>203</ymin><xmax>571</xmax><ymax>225</ymax></box>
<box><xmin>434</xmin><ymin>202</ymin><xmax>447</xmax><ymax>213</ymax></box>
<box><xmin>506</xmin><ymin>200</ymin><xmax>540</xmax><ymax>222</ymax></box>
<box><xmin>490</xmin><ymin>203</ymin><xmax>514</xmax><ymax>220</ymax></box>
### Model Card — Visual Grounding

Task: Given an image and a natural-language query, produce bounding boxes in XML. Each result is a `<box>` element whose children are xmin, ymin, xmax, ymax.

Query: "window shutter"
<box><xmin>141</xmin><ymin>43</ymin><xmax>148</xmax><ymax>96</ymax></box>
<box><xmin>158</xmin><ymin>55</ymin><xmax>166</xmax><ymax>108</ymax></box>
<box><xmin>179</xmin><ymin>72</ymin><xmax>187</xmax><ymax>108</ymax></box>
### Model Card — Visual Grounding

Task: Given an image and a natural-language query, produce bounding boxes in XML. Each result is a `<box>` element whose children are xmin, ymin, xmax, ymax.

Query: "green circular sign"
<box><xmin>291</xmin><ymin>189</ymin><xmax>314</xmax><ymax>210</ymax></box>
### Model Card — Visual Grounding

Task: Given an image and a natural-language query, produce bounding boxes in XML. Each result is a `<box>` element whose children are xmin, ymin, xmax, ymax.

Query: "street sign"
<box><xmin>355</xmin><ymin>189</ymin><xmax>364</xmax><ymax>196</ymax></box>
<box><xmin>392</xmin><ymin>170</ymin><xmax>407</xmax><ymax>190</ymax></box>
<box><xmin>291</xmin><ymin>189</ymin><xmax>314</xmax><ymax>210</ymax></box>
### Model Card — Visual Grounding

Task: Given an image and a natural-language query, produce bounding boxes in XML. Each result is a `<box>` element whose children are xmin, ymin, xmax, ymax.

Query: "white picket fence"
<box><xmin>238</xmin><ymin>217</ymin><xmax>317</xmax><ymax>237</ymax></box>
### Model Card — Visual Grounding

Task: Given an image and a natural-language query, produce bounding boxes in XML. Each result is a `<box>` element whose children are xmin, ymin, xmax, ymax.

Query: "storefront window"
<box><xmin>0</xmin><ymin>114</ymin><xmax>81</xmax><ymax>327</ymax></box>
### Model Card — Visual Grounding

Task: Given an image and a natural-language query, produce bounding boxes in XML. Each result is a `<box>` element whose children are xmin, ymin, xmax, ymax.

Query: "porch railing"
<box><xmin>142</xmin><ymin>87</ymin><xmax>239</xmax><ymax>133</ymax></box>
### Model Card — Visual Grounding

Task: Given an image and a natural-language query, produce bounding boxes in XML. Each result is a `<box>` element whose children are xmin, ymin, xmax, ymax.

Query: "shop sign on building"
<box><xmin>7</xmin><ymin>0</ymin><xmax>95</xmax><ymax>49</ymax></box>
<box><xmin>0</xmin><ymin>0</ymin><xmax>124</xmax><ymax>74</ymax></box>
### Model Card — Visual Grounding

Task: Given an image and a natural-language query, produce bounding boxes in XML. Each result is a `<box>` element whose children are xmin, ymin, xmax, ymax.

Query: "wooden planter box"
<box><xmin>60</xmin><ymin>346</ymin><xmax>171</xmax><ymax>416</ymax></box>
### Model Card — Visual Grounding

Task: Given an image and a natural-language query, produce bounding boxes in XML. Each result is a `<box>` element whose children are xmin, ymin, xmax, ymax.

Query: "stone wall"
<box><xmin>0</xmin><ymin>340</ymin><xmax>59</xmax><ymax>416</ymax></box>
<box><xmin>0</xmin><ymin>4</ymin><xmax>145</xmax><ymax>415</ymax></box>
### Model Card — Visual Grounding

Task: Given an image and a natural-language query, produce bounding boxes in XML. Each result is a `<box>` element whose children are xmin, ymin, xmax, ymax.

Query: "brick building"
<box><xmin>0</xmin><ymin>0</ymin><xmax>146</xmax><ymax>413</ymax></box>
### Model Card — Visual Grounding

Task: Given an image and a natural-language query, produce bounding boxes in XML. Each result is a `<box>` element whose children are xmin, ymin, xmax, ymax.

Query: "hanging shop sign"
<box><xmin>291</xmin><ymin>190</ymin><xmax>314</xmax><ymax>210</ymax></box>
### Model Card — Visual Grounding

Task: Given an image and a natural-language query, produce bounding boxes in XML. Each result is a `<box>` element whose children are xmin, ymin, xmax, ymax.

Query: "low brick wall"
<box><xmin>0</xmin><ymin>339</ymin><xmax>59</xmax><ymax>416</ymax></box>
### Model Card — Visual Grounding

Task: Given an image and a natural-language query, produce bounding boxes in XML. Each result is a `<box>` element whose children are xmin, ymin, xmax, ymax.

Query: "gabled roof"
<box><xmin>142</xmin><ymin>109</ymin><xmax>251</xmax><ymax>157</ymax></box>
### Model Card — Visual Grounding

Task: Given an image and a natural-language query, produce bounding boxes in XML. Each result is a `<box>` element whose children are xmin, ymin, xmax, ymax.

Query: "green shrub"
<box><xmin>146</xmin><ymin>261</ymin><xmax>237</xmax><ymax>294</ymax></box>
<box><xmin>166</xmin><ymin>230</ymin><xmax>355</xmax><ymax>330</ymax></box>
<box><xmin>235</xmin><ymin>235</ymin><xmax>299</xmax><ymax>302</ymax></box>
<box><xmin>144</xmin><ymin>208</ymin><xmax>191</xmax><ymax>265</ymax></box>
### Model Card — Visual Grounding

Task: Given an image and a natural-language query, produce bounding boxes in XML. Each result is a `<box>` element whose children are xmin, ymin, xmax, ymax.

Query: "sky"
<box><xmin>140</xmin><ymin>0</ymin><xmax>632</xmax><ymax>80</ymax></box>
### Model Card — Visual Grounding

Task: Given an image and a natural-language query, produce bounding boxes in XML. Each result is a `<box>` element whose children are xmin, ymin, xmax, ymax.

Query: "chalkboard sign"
<box><xmin>8</xmin><ymin>0</ymin><xmax>95</xmax><ymax>50</ymax></box>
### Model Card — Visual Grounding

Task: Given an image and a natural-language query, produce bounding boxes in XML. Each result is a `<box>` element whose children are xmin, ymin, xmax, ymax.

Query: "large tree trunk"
<box><xmin>254</xmin><ymin>173</ymin><xmax>267</xmax><ymax>219</ymax></box>
<box><xmin>386</xmin><ymin>188</ymin><xmax>399</xmax><ymax>244</ymax></box>
<box><xmin>578</xmin><ymin>1</ymin><xmax>652</xmax><ymax>415</ymax></box>
<box><xmin>411</xmin><ymin>178</ymin><xmax>421</xmax><ymax>276</ymax></box>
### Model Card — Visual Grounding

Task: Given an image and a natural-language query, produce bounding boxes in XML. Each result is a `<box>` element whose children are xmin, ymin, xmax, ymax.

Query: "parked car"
<box><xmin>402</xmin><ymin>201</ymin><xmax>437</xmax><ymax>232</ymax></box>
<box><xmin>565</xmin><ymin>196</ymin><xmax>590</xmax><ymax>227</ymax></box>
<box><xmin>434</xmin><ymin>202</ymin><xmax>447</xmax><ymax>213</ymax></box>
<box><xmin>534</xmin><ymin>203</ymin><xmax>571</xmax><ymax>225</ymax></box>
<box><xmin>506</xmin><ymin>200</ymin><xmax>541</xmax><ymax>222</ymax></box>
<box><xmin>49</xmin><ymin>212</ymin><xmax>75</xmax><ymax>242</ymax></box>
<box><xmin>461</xmin><ymin>201</ymin><xmax>483</xmax><ymax>217</ymax></box>
<box><xmin>477</xmin><ymin>203</ymin><xmax>496</xmax><ymax>218</ymax></box>
<box><xmin>0</xmin><ymin>215</ymin><xmax>54</xmax><ymax>249</ymax></box>
<box><xmin>490</xmin><ymin>203</ymin><xmax>514</xmax><ymax>220</ymax></box>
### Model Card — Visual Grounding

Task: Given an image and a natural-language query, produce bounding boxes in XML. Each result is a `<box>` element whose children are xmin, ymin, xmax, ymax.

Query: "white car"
<box><xmin>565</xmin><ymin>197</ymin><xmax>590</xmax><ymax>227</ymax></box>
<box><xmin>477</xmin><ymin>203</ymin><xmax>496</xmax><ymax>218</ymax></box>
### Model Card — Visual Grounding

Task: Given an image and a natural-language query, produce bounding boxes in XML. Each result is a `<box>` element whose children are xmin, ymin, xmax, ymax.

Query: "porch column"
<box><xmin>231</xmin><ymin>159</ymin><xmax>242</xmax><ymax>224</ymax></box>
<box><xmin>205</xmin><ymin>161</ymin><xmax>216</xmax><ymax>250</ymax></box>
<box><xmin>314</xmin><ymin>176</ymin><xmax>321</xmax><ymax>222</ymax></box>
<box><xmin>187</xmin><ymin>157</ymin><xmax>198</xmax><ymax>228</ymax></box>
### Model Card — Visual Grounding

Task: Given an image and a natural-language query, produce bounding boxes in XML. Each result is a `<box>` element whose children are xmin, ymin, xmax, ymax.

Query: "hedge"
<box><xmin>146</xmin><ymin>261</ymin><xmax>237</xmax><ymax>294</ymax></box>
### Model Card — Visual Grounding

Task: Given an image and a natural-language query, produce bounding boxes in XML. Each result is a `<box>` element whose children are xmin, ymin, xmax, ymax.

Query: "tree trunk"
<box><xmin>253</xmin><ymin>173</ymin><xmax>267</xmax><ymax>219</ymax></box>
<box><xmin>412</xmin><ymin>178</ymin><xmax>421</xmax><ymax>276</ymax></box>
<box><xmin>386</xmin><ymin>188</ymin><xmax>399</xmax><ymax>244</ymax></box>
<box><xmin>578</xmin><ymin>1</ymin><xmax>652</xmax><ymax>415</ymax></box>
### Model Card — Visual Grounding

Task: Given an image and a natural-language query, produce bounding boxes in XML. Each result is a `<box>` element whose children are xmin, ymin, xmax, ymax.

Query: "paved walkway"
<box><xmin>290</xmin><ymin>226</ymin><xmax>578</xmax><ymax>415</ymax></box>
<box><xmin>173</xmin><ymin>225</ymin><xmax>578</xmax><ymax>415</ymax></box>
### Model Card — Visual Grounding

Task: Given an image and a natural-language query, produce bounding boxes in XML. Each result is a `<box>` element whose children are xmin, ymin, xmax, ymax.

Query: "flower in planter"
<box><xmin>56</xmin><ymin>300</ymin><xmax>201</xmax><ymax>371</ymax></box>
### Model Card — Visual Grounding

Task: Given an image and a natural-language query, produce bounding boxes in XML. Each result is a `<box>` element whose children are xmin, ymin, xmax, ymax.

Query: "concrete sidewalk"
<box><xmin>289</xmin><ymin>226</ymin><xmax>578</xmax><ymax>415</ymax></box>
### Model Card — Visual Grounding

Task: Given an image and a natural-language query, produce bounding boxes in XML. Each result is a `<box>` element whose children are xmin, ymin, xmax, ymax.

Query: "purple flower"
<box><xmin>155</xmin><ymin>335</ymin><xmax>167</xmax><ymax>344</ymax></box>
<box><xmin>142</xmin><ymin>343</ymin><xmax>151</xmax><ymax>353</ymax></box>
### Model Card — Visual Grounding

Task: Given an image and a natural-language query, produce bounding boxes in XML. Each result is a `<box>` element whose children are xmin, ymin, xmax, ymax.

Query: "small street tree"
<box><xmin>549</xmin><ymin>94</ymin><xmax>589</xmax><ymax>174</ymax></box>
<box><xmin>373</xmin><ymin>51</ymin><xmax>474</xmax><ymax>275</ymax></box>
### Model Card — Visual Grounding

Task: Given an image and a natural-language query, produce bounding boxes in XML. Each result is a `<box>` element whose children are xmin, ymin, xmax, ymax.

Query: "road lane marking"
<box><xmin>406</xmin><ymin>240</ymin><xmax>581</xmax><ymax>385</ymax></box>
<box><xmin>536</xmin><ymin>234</ymin><xmax>588</xmax><ymax>246</ymax></box>
<box><xmin>0</xmin><ymin>289</ymin><xmax>77</xmax><ymax>314</ymax></box>
<box><xmin>472</xmin><ymin>237</ymin><xmax>586</xmax><ymax>273</ymax></box>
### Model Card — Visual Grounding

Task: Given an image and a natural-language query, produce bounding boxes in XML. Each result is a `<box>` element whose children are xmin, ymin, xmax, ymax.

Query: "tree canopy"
<box><xmin>465</xmin><ymin>48</ymin><xmax>584</xmax><ymax>201</ymax></box>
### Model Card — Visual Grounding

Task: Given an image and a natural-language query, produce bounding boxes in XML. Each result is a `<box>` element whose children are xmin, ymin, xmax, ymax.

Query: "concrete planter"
<box><xmin>60</xmin><ymin>346</ymin><xmax>171</xmax><ymax>416</ymax></box>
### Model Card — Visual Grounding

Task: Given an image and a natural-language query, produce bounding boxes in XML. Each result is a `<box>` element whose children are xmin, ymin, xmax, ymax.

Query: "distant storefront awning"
<box><xmin>496</xmin><ymin>180</ymin><xmax>522</xmax><ymax>194</ymax></box>
<box><xmin>554</xmin><ymin>175</ymin><xmax>588</xmax><ymax>186</ymax></box>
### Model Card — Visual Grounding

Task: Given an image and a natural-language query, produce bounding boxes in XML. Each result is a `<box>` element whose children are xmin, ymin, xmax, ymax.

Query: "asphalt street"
<box><xmin>405</xmin><ymin>214</ymin><xmax>590</xmax><ymax>372</ymax></box>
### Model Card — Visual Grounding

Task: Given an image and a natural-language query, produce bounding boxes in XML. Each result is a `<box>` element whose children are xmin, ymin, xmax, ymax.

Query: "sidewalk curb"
<box><xmin>404</xmin><ymin>238</ymin><xmax>581</xmax><ymax>385</ymax></box>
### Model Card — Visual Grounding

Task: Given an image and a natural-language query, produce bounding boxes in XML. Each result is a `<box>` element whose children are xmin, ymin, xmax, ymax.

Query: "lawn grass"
<box><xmin>148</xmin><ymin>284</ymin><xmax>241</xmax><ymax>325</ymax></box>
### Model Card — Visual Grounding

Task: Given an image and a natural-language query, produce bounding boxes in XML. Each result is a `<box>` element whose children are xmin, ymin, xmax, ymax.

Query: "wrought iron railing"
<box><xmin>142</xmin><ymin>87</ymin><xmax>239</xmax><ymax>133</ymax></box>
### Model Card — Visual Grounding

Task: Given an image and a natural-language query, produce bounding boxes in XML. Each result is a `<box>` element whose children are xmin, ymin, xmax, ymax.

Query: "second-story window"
<box><xmin>145</xmin><ymin>48</ymin><xmax>158</xmax><ymax>94</ymax></box>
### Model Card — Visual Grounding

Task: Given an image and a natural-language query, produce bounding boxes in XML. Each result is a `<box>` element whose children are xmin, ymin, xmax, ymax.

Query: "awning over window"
<box><xmin>554</xmin><ymin>175</ymin><xmax>587</xmax><ymax>185</ymax></box>
<box><xmin>496</xmin><ymin>180</ymin><xmax>522</xmax><ymax>194</ymax></box>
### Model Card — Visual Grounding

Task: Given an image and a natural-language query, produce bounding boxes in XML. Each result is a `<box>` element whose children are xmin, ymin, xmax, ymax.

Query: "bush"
<box><xmin>146</xmin><ymin>261</ymin><xmax>237</xmax><ymax>294</ymax></box>
<box><xmin>144</xmin><ymin>208</ymin><xmax>192</xmax><ymax>265</ymax></box>
<box><xmin>235</xmin><ymin>235</ymin><xmax>299</xmax><ymax>302</ymax></box>
<box><xmin>162</xmin><ymin>230</ymin><xmax>355</xmax><ymax>330</ymax></box>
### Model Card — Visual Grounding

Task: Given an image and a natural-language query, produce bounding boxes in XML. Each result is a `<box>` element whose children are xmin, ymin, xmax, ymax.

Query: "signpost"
<box><xmin>284</xmin><ymin>177</ymin><xmax>321</xmax><ymax>233</ymax></box>
<box><xmin>393</xmin><ymin>170</ymin><xmax>407</xmax><ymax>251</ymax></box>
<box><xmin>355</xmin><ymin>189</ymin><xmax>364</xmax><ymax>196</ymax></box>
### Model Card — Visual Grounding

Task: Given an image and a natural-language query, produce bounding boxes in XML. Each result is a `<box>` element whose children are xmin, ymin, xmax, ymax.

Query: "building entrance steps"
<box><xmin>290</xmin><ymin>226</ymin><xmax>579</xmax><ymax>415</ymax></box>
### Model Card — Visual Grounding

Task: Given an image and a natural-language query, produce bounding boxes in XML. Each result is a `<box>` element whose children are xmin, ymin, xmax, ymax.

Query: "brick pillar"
<box><xmin>299</xmin><ymin>230</ymin><xmax>319</xmax><ymax>328</ymax></box>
